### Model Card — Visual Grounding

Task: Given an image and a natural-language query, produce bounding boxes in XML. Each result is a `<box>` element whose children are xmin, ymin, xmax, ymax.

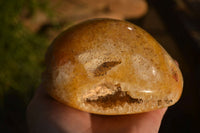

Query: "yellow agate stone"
<box><xmin>43</xmin><ymin>19</ymin><xmax>183</xmax><ymax>115</ymax></box>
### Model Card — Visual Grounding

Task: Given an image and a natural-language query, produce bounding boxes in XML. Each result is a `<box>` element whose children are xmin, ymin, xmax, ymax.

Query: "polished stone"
<box><xmin>43</xmin><ymin>18</ymin><xmax>183</xmax><ymax>115</ymax></box>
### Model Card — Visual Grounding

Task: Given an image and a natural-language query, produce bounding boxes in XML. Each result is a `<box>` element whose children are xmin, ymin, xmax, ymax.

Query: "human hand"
<box><xmin>27</xmin><ymin>84</ymin><xmax>167</xmax><ymax>133</ymax></box>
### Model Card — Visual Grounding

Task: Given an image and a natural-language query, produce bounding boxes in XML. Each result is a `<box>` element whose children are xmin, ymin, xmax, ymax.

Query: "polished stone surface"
<box><xmin>43</xmin><ymin>19</ymin><xmax>183</xmax><ymax>115</ymax></box>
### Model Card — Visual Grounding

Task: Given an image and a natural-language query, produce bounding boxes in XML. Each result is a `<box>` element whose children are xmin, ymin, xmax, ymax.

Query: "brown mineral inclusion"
<box><xmin>44</xmin><ymin>18</ymin><xmax>183</xmax><ymax>115</ymax></box>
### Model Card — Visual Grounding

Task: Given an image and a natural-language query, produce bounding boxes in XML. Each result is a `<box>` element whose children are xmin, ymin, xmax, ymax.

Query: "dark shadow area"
<box><xmin>0</xmin><ymin>89</ymin><xmax>28</xmax><ymax>133</ymax></box>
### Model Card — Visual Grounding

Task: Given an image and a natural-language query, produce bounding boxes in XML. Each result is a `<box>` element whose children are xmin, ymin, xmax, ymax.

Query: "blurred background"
<box><xmin>0</xmin><ymin>0</ymin><xmax>199</xmax><ymax>132</ymax></box>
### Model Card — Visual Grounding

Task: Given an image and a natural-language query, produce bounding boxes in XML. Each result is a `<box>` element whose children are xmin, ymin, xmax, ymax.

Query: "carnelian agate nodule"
<box><xmin>43</xmin><ymin>19</ymin><xmax>183</xmax><ymax>115</ymax></box>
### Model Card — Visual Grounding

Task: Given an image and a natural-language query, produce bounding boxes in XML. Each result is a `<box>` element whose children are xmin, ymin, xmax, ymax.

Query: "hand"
<box><xmin>27</xmin><ymin>84</ymin><xmax>167</xmax><ymax>133</ymax></box>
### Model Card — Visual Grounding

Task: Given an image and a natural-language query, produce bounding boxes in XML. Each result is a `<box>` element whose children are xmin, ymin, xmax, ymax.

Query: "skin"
<box><xmin>27</xmin><ymin>83</ymin><xmax>167</xmax><ymax>133</ymax></box>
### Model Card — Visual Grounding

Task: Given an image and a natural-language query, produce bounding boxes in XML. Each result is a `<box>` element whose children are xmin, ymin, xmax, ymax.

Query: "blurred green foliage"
<box><xmin>0</xmin><ymin>1</ymin><xmax>54</xmax><ymax>132</ymax></box>
<box><xmin>0</xmin><ymin>0</ymin><xmax>49</xmax><ymax>111</ymax></box>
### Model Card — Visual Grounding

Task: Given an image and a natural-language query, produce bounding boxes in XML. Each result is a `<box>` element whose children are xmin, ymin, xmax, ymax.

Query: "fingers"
<box><xmin>90</xmin><ymin>108</ymin><xmax>167</xmax><ymax>133</ymax></box>
<box><xmin>26</xmin><ymin>84</ymin><xmax>92</xmax><ymax>133</ymax></box>
<box><xmin>130</xmin><ymin>108</ymin><xmax>168</xmax><ymax>133</ymax></box>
